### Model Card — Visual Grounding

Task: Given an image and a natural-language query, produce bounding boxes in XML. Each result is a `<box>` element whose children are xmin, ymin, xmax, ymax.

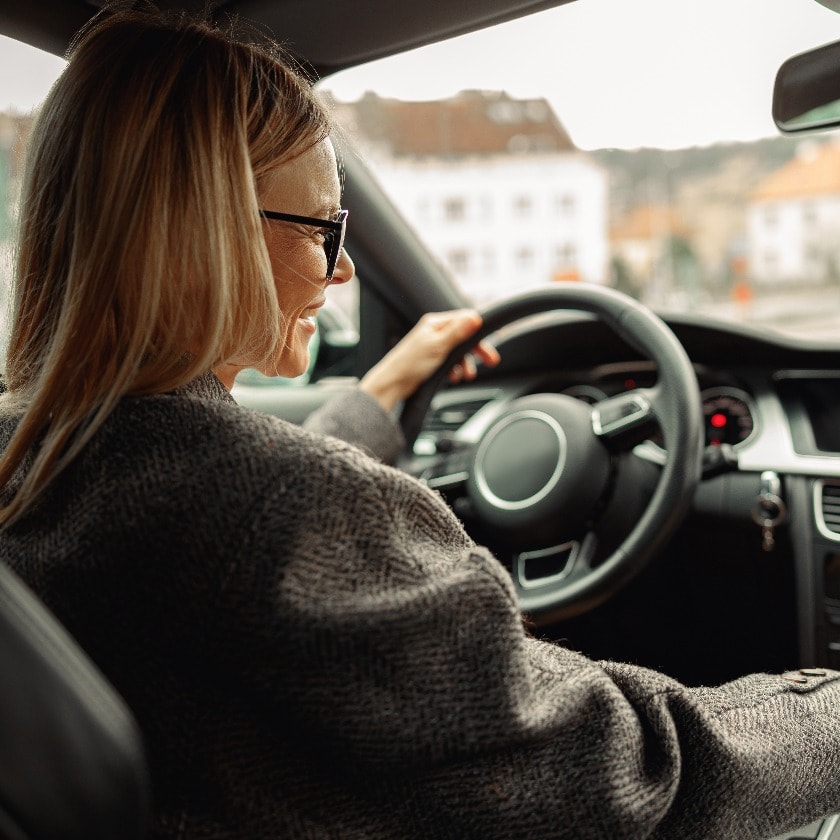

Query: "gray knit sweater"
<box><xmin>1</xmin><ymin>371</ymin><xmax>840</xmax><ymax>839</ymax></box>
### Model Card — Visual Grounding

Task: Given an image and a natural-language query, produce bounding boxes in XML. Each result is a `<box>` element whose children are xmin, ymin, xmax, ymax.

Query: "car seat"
<box><xmin>0</xmin><ymin>559</ymin><xmax>149</xmax><ymax>839</ymax></box>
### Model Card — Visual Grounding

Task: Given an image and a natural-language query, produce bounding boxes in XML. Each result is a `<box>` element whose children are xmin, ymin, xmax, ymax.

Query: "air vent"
<box><xmin>413</xmin><ymin>395</ymin><xmax>496</xmax><ymax>457</ymax></box>
<box><xmin>423</xmin><ymin>398</ymin><xmax>492</xmax><ymax>435</ymax></box>
<box><xmin>815</xmin><ymin>480</ymin><xmax>840</xmax><ymax>541</ymax></box>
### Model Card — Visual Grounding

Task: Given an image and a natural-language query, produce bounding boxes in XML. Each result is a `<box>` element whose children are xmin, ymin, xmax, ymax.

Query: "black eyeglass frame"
<box><xmin>259</xmin><ymin>209</ymin><xmax>349</xmax><ymax>280</ymax></box>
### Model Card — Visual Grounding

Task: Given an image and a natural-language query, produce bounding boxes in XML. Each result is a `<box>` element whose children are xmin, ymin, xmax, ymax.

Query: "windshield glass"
<box><xmin>320</xmin><ymin>0</ymin><xmax>840</xmax><ymax>340</ymax></box>
<box><xmin>3</xmin><ymin>0</ymin><xmax>840</xmax><ymax>343</ymax></box>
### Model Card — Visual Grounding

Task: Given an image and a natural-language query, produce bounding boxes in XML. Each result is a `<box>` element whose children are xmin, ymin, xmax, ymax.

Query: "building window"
<box><xmin>556</xmin><ymin>194</ymin><xmax>576</xmax><ymax>215</ymax></box>
<box><xmin>555</xmin><ymin>242</ymin><xmax>577</xmax><ymax>268</ymax></box>
<box><xmin>444</xmin><ymin>197</ymin><xmax>466</xmax><ymax>221</ymax></box>
<box><xmin>448</xmin><ymin>249</ymin><xmax>470</xmax><ymax>274</ymax></box>
<box><xmin>803</xmin><ymin>203</ymin><xmax>818</xmax><ymax>226</ymax></box>
<box><xmin>515</xmin><ymin>247</ymin><xmax>534</xmax><ymax>271</ymax></box>
<box><xmin>513</xmin><ymin>195</ymin><xmax>533</xmax><ymax>218</ymax></box>
<box><xmin>763</xmin><ymin>206</ymin><xmax>778</xmax><ymax>229</ymax></box>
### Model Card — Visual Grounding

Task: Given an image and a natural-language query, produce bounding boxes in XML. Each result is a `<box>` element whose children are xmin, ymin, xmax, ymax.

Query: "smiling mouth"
<box><xmin>301</xmin><ymin>297</ymin><xmax>326</xmax><ymax>321</ymax></box>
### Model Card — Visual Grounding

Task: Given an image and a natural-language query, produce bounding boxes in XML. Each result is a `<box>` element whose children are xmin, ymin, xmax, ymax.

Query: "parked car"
<box><xmin>4</xmin><ymin>0</ymin><xmax>840</xmax><ymax>836</ymax></box>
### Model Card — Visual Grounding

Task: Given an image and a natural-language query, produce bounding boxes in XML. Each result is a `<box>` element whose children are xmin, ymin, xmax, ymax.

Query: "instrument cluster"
<box><xmin>561</xmin><ymin>369</ymin><xmax>757</xmax><ymax>449</ymax></box>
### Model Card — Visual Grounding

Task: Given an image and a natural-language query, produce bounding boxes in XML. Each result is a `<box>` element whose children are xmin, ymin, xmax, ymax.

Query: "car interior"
<box><xmin>5</xmin><ymin>0</ymin><xmax>840</xmax><ymax>836</ymax></box>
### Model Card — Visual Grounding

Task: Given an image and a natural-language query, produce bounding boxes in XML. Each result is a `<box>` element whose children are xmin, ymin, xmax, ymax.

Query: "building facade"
<box><xmin>331</xmin><ymin>91</ymin><xmax>609</xmax><ymax>306</ymax></box>
<box><xmin>748</xmin><ymin>141</ymin><xmax>840</xmax><ymax>285</ymax></box>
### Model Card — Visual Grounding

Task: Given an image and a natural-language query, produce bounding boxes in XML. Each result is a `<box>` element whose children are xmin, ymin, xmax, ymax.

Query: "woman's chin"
<box><xmin>272</xmin><ymin>351</ymin><xmax>310</xmax><ymax>380</ymax></box>
<box><xmin>263</xmin><ymin>329</ymin><xmax>314</xmax><ymax>378</ymax></box>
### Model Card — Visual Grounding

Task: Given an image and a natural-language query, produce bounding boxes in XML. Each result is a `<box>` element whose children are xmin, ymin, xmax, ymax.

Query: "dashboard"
<box><xmin>406</xmin><ymin>310</ymin><xmax>840</xmax><ymax>686</ymax></box>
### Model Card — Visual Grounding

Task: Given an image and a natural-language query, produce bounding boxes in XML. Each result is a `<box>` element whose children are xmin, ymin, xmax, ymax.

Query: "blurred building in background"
<box><xmin>330</xmin><ymin>91</ymin><xmax>609</xmax><ymax>305</ymax></box>
<box><xmin>748</xmin><ymin>140</ymin><xmax>840</xmax><ymax>287</ymax></box>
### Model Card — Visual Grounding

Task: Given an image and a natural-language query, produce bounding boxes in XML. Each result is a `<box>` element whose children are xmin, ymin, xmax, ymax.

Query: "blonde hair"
<box><xmin>0</xmin><ymin>7</ymin><xmax>331</xmax><ymax>526</ymax></box>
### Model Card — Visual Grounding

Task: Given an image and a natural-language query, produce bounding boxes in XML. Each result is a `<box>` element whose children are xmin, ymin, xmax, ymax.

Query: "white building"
<box><xmin>331</xmin><ymin>92</ymin><xmax>609</xmax><ymax>306</ymax></box>
<box><xmin>747</xmin><ymin>141</ymin><xmax>840</xmax><ymax>285</ymax></box>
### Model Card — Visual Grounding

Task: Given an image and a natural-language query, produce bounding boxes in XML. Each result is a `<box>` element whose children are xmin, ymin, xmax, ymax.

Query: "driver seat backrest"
<box><xmin>0</xmin><ymin>560</ymin><xmax>150</xmax><ymax>839</ymax></box>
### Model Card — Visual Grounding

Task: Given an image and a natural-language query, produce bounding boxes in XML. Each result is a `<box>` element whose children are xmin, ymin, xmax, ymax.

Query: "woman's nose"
<box><xmin>329</xmin><ymin>248</ymin><xmax>355</xmax><ymax>285</ymax></box>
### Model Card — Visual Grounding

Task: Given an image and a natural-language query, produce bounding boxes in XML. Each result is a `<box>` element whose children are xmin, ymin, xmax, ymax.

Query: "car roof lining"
<box><xmin>1</xmin><ymin>0</ymin><xmax>576</xmax><ymax>77</ymax></box>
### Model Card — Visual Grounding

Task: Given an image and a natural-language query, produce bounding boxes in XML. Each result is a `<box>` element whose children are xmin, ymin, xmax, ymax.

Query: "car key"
<box><xmin>750</xmin><ymin>471</ymin><xmax>786</xmax><ymax>553</ymax></box>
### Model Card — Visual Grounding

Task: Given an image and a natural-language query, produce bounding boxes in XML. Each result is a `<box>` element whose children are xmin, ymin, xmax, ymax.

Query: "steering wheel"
<box><xmin>401</xmin><ymin>284</ymin><xmax>703</xmax><ymax>623</ymax></box>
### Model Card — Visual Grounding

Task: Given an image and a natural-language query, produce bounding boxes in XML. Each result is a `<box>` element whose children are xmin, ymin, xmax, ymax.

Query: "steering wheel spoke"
<box><xmin>514</xmin><ymin>533</ymin><xmax>597</xmax><ymax>591</ymax></box>
<box><xmin>400</xmin><ymin>434</ymin><xmax>474</xmax><ymax>484</ymax></box>
<box><xmin>421</xmin><ymin>464</ymin><xmax>470</xmax><ymax>492</ymax></box>
<box><xmin>591</xmin><ymin>387</ymin><xmax>659</xmax><ymax>451</ymax></box>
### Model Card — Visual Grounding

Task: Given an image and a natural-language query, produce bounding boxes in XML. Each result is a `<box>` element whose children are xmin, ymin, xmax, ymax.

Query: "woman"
<box><xmin>2</xmin><ymin>8</ymin><xmax>840</xmax><ymax>840</ymax></box>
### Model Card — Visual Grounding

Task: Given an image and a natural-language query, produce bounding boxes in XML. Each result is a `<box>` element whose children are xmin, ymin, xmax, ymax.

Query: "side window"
<box><xmin>0</xmin><ymin>38</ymin><xmax>66</xmax><ymax>365</ymax></box>
<box><xmin>0</xmin><ymin>116</ymin><xmax>16</xmax><ymax>353</ymax></box>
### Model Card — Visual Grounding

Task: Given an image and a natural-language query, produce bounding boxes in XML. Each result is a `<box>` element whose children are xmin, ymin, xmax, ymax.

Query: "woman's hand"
<box><xmin>359</xmin><ymin>309</ymin><xmax>500</xmax><ymax>413</ymax></box>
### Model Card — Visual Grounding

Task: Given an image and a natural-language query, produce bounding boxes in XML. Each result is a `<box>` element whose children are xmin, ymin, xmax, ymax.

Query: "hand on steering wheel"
<box><xmin>359</xmin><ymin>309</ymin><xmax>500</xmax><ymax>412</ymax></box>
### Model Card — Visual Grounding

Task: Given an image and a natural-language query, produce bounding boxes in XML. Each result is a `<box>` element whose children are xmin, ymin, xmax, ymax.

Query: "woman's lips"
<box><xmin>297</xmin><ymin>297</ymin><xmax>326</xmax><ymax>333</ymax></box>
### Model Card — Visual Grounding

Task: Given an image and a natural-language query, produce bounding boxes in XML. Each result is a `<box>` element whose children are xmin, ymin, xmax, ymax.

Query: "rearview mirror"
<box><xmin>774</xmin><ymin>39</ymin><xmax>840</xmax><ymax>133</ymax></box>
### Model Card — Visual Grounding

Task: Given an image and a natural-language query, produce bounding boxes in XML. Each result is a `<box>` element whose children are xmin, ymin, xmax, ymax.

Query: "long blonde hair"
<box><xmin>0</xmin><ymin>7</ymin><xmax>331</xmax><ymax>526</ymax></box>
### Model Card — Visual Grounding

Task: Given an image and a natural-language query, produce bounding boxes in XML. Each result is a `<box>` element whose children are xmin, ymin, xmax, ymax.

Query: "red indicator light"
<box><xmin>710</xmin><ymin>412</ymin><xmax>727</xmax><ymax>429</ymax></box>
<box><xmin>624</xmin><ymin>378</ymin><xmax>636</xmax><ymax>390</ymax></box>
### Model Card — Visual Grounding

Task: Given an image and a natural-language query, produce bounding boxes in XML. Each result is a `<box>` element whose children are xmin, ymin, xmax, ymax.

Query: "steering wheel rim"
<box><xmin>401</xmin><ymin>284</ymin><xmax>704</xmax><ymax>622</ymax></box>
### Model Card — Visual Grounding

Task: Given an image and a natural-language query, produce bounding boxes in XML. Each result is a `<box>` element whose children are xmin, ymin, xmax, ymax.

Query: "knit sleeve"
<box><xmin>302</xmin><ymin>387</ymin><xmax>406</xmax><ymax>464</ymax></box>
<box><xmin>218</xmin><ymin>437</ymin><xmax>840</xmax><ymax>839</ymax></box>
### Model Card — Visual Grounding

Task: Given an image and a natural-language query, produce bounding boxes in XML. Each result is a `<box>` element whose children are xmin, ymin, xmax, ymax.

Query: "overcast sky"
<box><xmin>3</xmin><ymin>0</ymin><xmax>840</xmax><ymax>149</ymax></box>
<box><xmin>0</xmin><ymin>36</ymin><xmax>65</xmax><ymax>114</ymax></box>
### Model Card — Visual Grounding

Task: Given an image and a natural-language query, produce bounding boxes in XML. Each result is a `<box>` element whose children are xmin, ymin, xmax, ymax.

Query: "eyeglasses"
<box><xmin>259</xmin><ymin>209</ymin><xmax>348</xmax><ymax>280</ymax></box>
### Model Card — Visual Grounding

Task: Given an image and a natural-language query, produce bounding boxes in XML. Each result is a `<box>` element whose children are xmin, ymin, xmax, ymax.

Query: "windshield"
<box><xmin>3</xmin><ymin>0</ymin><xmax>840</xmax><ymax>342</ymax></box>
<box><xmin>319</xmin><ymin>0</ymin><xmax>840</xmax><ymax>340</ymax></box>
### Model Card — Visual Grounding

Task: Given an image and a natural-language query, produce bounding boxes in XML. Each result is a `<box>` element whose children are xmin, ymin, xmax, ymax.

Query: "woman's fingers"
<box><xmin>473</xmin><ymin>339</ymin><xmax>501</xmax><ymax>368</ymax></box>
<box><xmin>360</xmin><ymin>309</ymin><xmax>501</xmax><ymax>411</ymax></box>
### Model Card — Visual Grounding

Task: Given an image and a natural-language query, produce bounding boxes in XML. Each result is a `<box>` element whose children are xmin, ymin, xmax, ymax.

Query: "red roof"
<box><xmin>751</xmin><ymin>142</ymin><xmax>840</xmax><ymax>201</ymax></box>
<box><xmin>610</xmin><ymin>203</ymin><xmax>690</xmax><ymax>241</ymax></box>
<box><xmin>332</xmin><ymin>90</ymin><xmax>575</xmax><ymax>157</ymax></box>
